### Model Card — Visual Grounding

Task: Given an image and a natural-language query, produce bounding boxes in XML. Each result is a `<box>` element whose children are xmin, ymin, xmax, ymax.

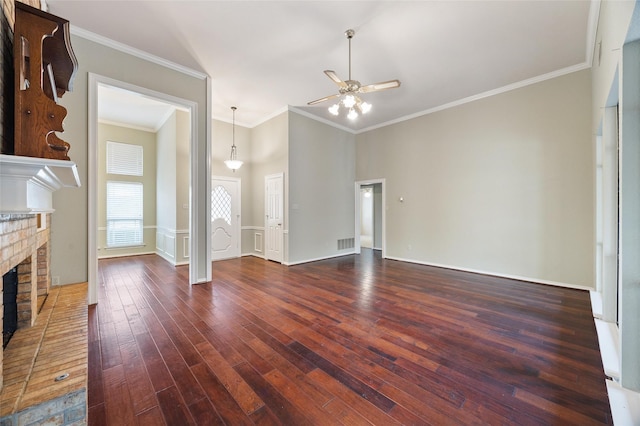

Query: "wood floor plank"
<box><xmin>187</xmin><ymin>397</ymin><xmax>225</xmax><ymax>425</ymax></box>
<box><xmin>90</xmin><ymin>251</ymin><xmax>613</xmax><ymax>425</ymax></box>
<box><xmin>262</xmin><ymin>369</ymin><xmax>342</xmax><ymax>425</ymax></box>
<box><xmin>88</xmin><ymin>403</ymin><xmax>107</xmax><ymax>426</ymax></box>
<box><xmin>102</xmin><ymin>365</ymin><xmax>136</xmax><ymax>425</ymax></box>
<box><xmin>194</xmin><ymin>341</ymin><xmax>265</xmax><ymax>415</ymax></box>
<box><xmin>234</xmin><ymin>361</ymin><xmax>311</xmax><ymax>425</ymax></box>
<box><xmin>190</xmin><ymin>363</ymin><xmax>254</xmax><ymax>426</ymax></box>
<box><xmin>135</xmin><ymin>406</ymin><xmax>167</xmax><ymax>426</ymax></box>
<box><xmin>134</xmin><ymin>332</ymin><xmax>174</xmax><ymax>392</ymax></box>
<box><xmin>156</xmin><ymin>386</ymin><xmax>196</xmax><ymax>426</ymax></box>
<box><xmin>87</xmin><ymin>338</ymin><xmax>104</xmax><ymax>409</ymax></box>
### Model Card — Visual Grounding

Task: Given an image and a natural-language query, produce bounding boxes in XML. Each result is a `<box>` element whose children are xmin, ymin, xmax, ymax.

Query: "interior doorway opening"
<box><xmin>88</xmin><ymin>74</ymin><xmax>199</xmax><ymax>304</ymax></box>
<box><xmin>355</xmin><ymin>179</ymin><xmax>385</xmax><ymax>257</ymax></box>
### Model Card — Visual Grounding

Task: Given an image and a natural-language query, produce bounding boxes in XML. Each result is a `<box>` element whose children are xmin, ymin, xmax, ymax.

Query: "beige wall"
<box><xmin>288</xmin><ymin>112</ymin><xmax>356</xmax><ymax>264</ymax></box>
<box><xmin>97</xmin><ymin>123</ymin><xmax>157</xmax><ymax>258</ymax></box>
<box><xmin>175</xmin><ymin>110</ymin><xmax>191</xmax><ymax>232</ymax></box>
<box><xmin>156</xmin><ymin>112</ymin><xmax>177</xmax><ymax>231</ymax></box>
<box><xmin>245</xmin><ymin>112</ymin><xmax>288</xmax><ymax>258</ymax></box>
<box><xmin>156</xmin><ymin>110</ymin><xmax>191</xmax><ymax>265</ymax></box>
<box><xmin>53</xmin><ymin>34</ymin><xmax>209</xmax><ymax>287</ymax></box>
<box><xmin>249</xmin><ymin>112</ymin><xmax>289</xmax><ymax>228</ymax></box>
<box><xmin>211</xmin><ymin>113</ymin><xmax>288</xmax><ymax>258</ymax></box>
<box><xmin>211</xmin><ymin>118</ymin><xmax>252</xmax><ymax>225</ymax></box>
<box><xmin>357</xmin><ymin>69</ymin><xmax>593</xmax><ymax>288</ymax></box>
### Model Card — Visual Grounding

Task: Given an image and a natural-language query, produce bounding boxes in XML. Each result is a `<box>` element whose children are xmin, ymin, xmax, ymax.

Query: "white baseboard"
<box><xmin>285</xmin><ymin>251</ymin><xmax>356</xmax><ymax>266</ymax></box>
<box><xmin>590</xmin><ymin>290</ymin><xmax>603</xmax><ymax>319</ymax></box>
<box><xmin>242</xmin><ymin>253</ymin><xmax>265</xmax><ymax>259</ymax></box>
<box><xmin>606</xmin><ymin>379</ymin><xmax>640</xmax><ymax>426</ymax></box>
<box><xmin>98</xmin><ymin>251</ymin><xmax>156</xmax><ymax>260</ymax></box>
<box><xmin>594</xmin><ymin>318</ymin><xmax>621</xmax><ymax>380</ymax></box>
<box><xmin>385</xmin><ymin>255</ymin><xmax>593</xmax><ymax>291</ymax></box>
<box><xmin>155</xmin><ymin>250</ymin><xmax>177</xmax><ymax>266</ymax></box>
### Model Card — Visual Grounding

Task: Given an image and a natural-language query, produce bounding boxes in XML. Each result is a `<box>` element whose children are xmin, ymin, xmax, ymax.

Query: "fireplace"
<box><xmin>0</xmin><ymin>213</ymin><xmax>51</xmax><ymax>390</ymax></box>
<box><xmin>0</xmin><ymin>154</ymin><xmax>80</xmax><ymax>396</ymax></box>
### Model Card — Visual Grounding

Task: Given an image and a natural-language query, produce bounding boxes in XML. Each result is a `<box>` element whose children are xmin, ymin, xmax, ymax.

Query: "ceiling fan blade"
<box><xmin>324</xmin><ymin>70</ymin><xmax>347</xmax><ymax>88</ymax></box>
<box><xmin>307</xmin><ymin>93</ymin><xmax>341</xmax><ymax>105</ymax></box>
<box><xmin>359</xmin><ymin>79</ymin><xmax>401</xmax><ymax>93</ymax></box>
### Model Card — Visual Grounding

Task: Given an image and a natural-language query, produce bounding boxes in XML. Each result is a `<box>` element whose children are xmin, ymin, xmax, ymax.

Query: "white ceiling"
<box><xmin>97</xmin><ymin>85</ymin><xmax>178</xmax><ymax>132</ymax></box>
<box><xmin>47</xmin><ymin>0</ymin><xmax>597</xmax><ymax>132</ymax></box>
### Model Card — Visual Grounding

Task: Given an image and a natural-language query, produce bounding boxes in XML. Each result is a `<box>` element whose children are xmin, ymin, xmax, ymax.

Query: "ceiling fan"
<box><xmin>308</xmin><ymin>29</ymin><xmax>401</xmax><ymax>119</ymax></box>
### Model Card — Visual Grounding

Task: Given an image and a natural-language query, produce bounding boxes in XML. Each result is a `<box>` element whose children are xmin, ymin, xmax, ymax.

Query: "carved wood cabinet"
<box><xmin>13</xmin><ymin>2</ymin><xmax>77</xmax><ymax>160</ymax></box>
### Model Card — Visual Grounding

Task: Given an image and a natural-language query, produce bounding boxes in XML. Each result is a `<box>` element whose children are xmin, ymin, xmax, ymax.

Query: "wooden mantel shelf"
<box><xmin>0</xmin><ymin>154</ymin><xmax>81</xmax><ymax>214</ymax></box>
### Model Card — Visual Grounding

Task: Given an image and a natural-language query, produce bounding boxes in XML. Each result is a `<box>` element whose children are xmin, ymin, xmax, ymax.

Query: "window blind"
<box><xmin>106</xmin><ymin>181</ymin><xmax>143</xmax><ymax>247</ymax></box>
<box><xmin>106</xmin><ymin>141</ymin><xmax>143</xmax><ymax>176</ymax></box>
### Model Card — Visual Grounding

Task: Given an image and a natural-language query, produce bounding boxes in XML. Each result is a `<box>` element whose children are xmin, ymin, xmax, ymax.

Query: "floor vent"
<box><xmin>337</xmin><ymin>238</ymin><xmax>355</xmax><ymax>250</ymax></box>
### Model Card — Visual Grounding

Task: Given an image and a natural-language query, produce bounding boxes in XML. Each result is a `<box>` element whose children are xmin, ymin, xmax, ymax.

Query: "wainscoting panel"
<box><xmin>183</xmin><ymin>236</ymin><xmax>189</xmax><ymax>259</ymax></box>
<box><xmin>241</xmin><ymin>226</ymin><xmax>264</xmax><ymax>257</ymax></box>
<box><xmin>255</xmin><ymin>233</ymin><xmax>262</xmax><ymax>253</ymax></box>
<box><xmin>165</xmin><ymin>235</ymin><xmax>176</xmax><ymax>257</ymax></box>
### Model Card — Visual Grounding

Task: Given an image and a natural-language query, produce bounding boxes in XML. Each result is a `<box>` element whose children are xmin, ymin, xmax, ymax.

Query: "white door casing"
<box><xmin>355</xmin><ymin>179</ymin><xmax>386</xmax><ymax>257</ymax></box>
<box><xmin>265</xmin><ymin>173</ymin><xmax>284</xmax><ymax>263</ymax></box>
<box><xmin>211</xmin><ymin>177</ymin><xmax>241</xmax><ymax>260</ymax></box>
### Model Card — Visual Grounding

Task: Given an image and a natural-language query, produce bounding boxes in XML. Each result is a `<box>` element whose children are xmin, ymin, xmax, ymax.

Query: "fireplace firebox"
<box><xmin>2</xmin><ymin>267</ymin><xmax>18</xmax><ymax>348</ymax></box>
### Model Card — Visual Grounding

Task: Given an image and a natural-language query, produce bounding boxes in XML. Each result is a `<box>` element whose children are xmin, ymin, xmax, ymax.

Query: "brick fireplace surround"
<box><xmin>0</xmin><ymin>213</ymin><xmax>51</xmax><ymax>391</ymax></box>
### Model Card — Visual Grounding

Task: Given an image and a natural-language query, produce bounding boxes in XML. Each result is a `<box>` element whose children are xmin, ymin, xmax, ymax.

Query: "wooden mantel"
<box><xmin>0</xmin><ymin>153</ymin><xmax>80</xmax><ymax>213</ymax></box>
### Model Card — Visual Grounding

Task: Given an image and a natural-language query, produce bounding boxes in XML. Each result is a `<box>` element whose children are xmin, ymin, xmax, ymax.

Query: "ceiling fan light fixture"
<box><xmin>225</xmin><ymin>106</ymin><xmax>243</xmax><ymax>172</ymax></box>
<box><xmin>307</xmin><ymin>29</ymin><xmax>400</xmax><ymax>122</ymax></box>
<box><xmin>343</xmin><ymin>94</ymin><xmax>357</xmax><ymax>109</ymax></box>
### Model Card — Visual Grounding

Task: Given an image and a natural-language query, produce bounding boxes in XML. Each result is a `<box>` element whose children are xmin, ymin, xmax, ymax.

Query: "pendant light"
<box><xmin>224</xmin><ymin>106</ymin><xmax>243</xmax><ymax>171</ymax></box>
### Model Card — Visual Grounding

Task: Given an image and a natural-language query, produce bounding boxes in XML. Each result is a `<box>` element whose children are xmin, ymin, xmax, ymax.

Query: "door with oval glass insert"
<box><xmin>211</xmin><ymin>177</ymin><xmax>240</xmax><ymax>260</ymax></box>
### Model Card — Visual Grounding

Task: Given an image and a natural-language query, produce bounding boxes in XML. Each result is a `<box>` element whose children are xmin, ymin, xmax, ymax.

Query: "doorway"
<box><xmin>88</xmin><ymin>74</ymin><xmax>199</xmax><ymax>304</ymax></box>
<box><xmin>360</xmin><ymin>185</ymin><xmax>375</xmax><ymax>249</ymax></box>
<box><xmin>355</xmin><ymin>179</ymin><xmax>386</xmax><ymax>257</ymax></box>
<box><xmin>211</xmin><ymin>176</ymin><xmax>241</xmax><ymax>260</ymax></box>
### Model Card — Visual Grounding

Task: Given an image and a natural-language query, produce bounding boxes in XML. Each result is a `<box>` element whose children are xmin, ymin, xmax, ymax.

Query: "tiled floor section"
<box><xmin>1</xmin><ymin>283</ymin><xmax>87</xmax><ymax>417</ymax></box>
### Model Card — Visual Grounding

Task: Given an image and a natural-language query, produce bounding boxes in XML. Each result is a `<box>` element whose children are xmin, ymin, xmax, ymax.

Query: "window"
<box><xmin>107</xmin><ymin>141</ymin><xmax>143</xmax><ymax>176</ymax></box>
<box><xmin>211</xmin><ymin>185</ymin><xmax>231</xmax><ymax>225</ymax></box>
<box><xmin>106</xmin><ymin>181</ymin><xmax>143</xmax><ymax>247</ymax></box>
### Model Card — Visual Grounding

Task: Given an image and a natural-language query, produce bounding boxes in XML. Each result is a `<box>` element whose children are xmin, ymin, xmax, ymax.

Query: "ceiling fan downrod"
<box><xmin>346</xmin><ymin>29</ymin><xmax>355</xmax><ymax>81</ymax></box>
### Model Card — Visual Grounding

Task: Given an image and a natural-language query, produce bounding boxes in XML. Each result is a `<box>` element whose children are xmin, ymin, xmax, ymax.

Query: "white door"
<box><xmin>211</xmin><ymin>177</ymin><xmax>241</xmax><ymax>260</ymax></box>
<box><xmin>265</xmin><ymin>173</ymin><xmax>284</xmax><ymax>263</ymax></box>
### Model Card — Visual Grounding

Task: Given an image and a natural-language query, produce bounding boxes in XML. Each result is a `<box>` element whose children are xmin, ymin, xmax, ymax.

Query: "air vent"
<box><xmin>337</xmin><ymin>238</ymin><xmax>355</xmax><ymax>250</ymax></box>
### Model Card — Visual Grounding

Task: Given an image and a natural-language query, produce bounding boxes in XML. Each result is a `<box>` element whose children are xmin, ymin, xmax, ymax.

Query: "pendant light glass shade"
<box><xmin>224</xmin><ymin>106</ymin><xmax>243</xmax><ymax>171</ymax></box>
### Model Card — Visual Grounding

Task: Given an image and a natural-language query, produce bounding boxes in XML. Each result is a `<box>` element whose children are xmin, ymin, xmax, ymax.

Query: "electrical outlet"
<box><xmin>52</xmin><ymin>276</ymin><xmax>60</xmax><ymax>286</ymax></box>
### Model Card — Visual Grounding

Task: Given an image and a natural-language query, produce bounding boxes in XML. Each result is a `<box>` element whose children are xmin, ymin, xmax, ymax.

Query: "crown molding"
<box><xmin>357</xmin><ymin>62</ymin><xmax>592</xmax><ymax>134</ymax></box>
<box><xmin>70</xmin><ymin>26</ymin><xmax>208</xmax><ymax>80</ymax></box>
<box><xmin>287</xmin><ymin>107</ymin><xmax>356</xmax><ymax>134</ymax></box>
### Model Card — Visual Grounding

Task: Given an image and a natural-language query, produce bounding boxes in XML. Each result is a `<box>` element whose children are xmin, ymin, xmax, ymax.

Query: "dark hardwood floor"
<box><xmin>89</xmin><ymin>249</ymin><xmax>612</xmax><ymax>425</ymax></box>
